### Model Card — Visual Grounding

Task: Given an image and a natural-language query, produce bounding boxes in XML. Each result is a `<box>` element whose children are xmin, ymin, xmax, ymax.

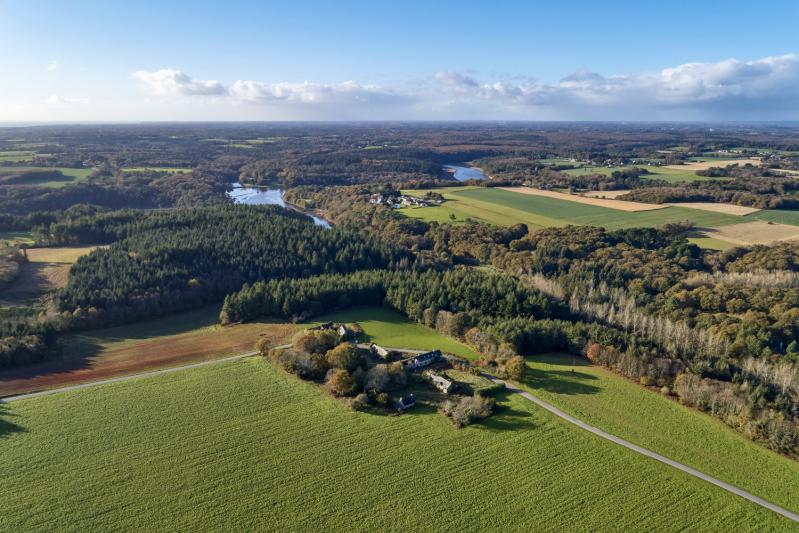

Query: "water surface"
<box><xmin>444</xmin><ymin>164</ymin><xmax>487</xmax><ymax>181</ymax></box>
<box><xmin>228</xmin><ymin>183</ymin><xmax>331</xmax><ymax>228</ymax></box>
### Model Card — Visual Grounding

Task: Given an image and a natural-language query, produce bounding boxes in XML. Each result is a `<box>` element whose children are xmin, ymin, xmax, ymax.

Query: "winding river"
<box><xmin>444</xmin><ymin>164</ymin><xmax>487</xmax><ymax>181</ymax></box>
<box><xmin>228</xmin><ymin>183</ymin><xmax>331</xmax><ymax>228</ymax></box>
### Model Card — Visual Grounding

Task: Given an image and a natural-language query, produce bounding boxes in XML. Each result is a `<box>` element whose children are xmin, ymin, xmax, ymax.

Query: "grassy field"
<box><xmin>0</xmin><ymin>357</ymin><xmax>791</xmax><ymax>531</ymax></box>
<box><xmin>0</xmin><ymin>306</ymin><xmax>293</xmax><ymax>397</ymax></box>
<box><xmin>121</xmin><ymin>167</ymin><xmax>192</xmax><ymax>173</ymax></box>
<box><xmin>305</xmin><ymin>306</ymin><xmax>479</xmax><ymax>360</ymax></box>
<box><xmin>687</xmin><ymin>236</ymin><xmax>738</xmax><ymax>251</ymax></box>
<box><xmin>751</xmin><ymin>209</ymin><xmax>799</xmax><ymax>227</ymax></box>
<box><xmin>404</xmin><ymin>187</ymin><xmax>744</xmax><ymax>230</ymax></box>
<box><xmin>0</xmin><ymin>230</ymin><xmax>34</xmax><ymax>245</ymax></box>
<box><xmin>0</xmin><ymin>150</ymin><xmax>36</xmax><ymax>162</ymax></box>
<box><xmin>520</xmin><ymin>354</ymin><xmax>799</xmax><ymax>515</ymax></box>
<box><xmin>0</xmin><ymin>166</ymin><xmax>93</xmax><ymax>187</ymax></box>
<box><xmin>562</xmin><ymin>165</ymin><xmax>728</xmax><ymax>183</ymax></box>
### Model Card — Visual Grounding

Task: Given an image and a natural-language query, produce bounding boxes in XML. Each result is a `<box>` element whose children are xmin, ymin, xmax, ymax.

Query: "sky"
<box><xmin>1</xmin><ymin>0</ymin><xmax>798</xmax><ymax>122</ymax></box>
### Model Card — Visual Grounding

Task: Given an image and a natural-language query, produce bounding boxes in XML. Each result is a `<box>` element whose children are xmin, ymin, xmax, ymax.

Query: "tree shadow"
<box><xmin>522</xmin><ymin>366</ymin><xmax>601</xmax><ymax>396</ymax></box>
<box><xmin>475</xmin><ymin>390</ymin><xmax>537</xmax><ymax>432</ymax></box>
<box><xmin>0</xmin><ymin>403</ymin><xmax>26</xmax><ymax>438</ymax></box>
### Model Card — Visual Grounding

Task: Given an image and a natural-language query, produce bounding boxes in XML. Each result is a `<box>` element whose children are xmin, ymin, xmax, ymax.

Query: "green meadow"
<box><xmin>0</xmin><ymin>166</ymin><xmax>93</xmax><ymax>187</ymax></box>
<box><xmin>0</xmin><ymin>356</ymin><xmax>790</xmax><ymax>531</ymax></box>
<box><xmin>751</xmin><ymin>209</ymin><xmax>799</xmax><ymax>227</ymax></box>
<box><xmin>0</xmin><ymin>150</ymin><xmax>36</xmax><ymax>162</ymax></box>
<box><xmin>521</xmin><ymin>354</ymin><xmax>799</xmax><ymax>515</ymax></box>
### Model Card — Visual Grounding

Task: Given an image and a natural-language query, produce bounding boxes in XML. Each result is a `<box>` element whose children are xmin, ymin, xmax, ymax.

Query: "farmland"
<box><xmin>0</xmin><ymin>357</ymin><xmax>790</xmax><ymax>531</ymax></box>
<box><xmin>0</xmin><ymin>166</ymin><xmax>93</xmax><ymax>187</ymax></box>
<box><xmin>305</xmin><ymin>306</ymin><xmax>479</xmax><ymax>360</ymax></box>
<box><xmin>0</xmin><ymin>150</ymin><xmax>36</xmax><ymax>162</ymax></box>
<box><xmin>0</xmin><ymin>306</ymin><xmax>293</xmax><ymax>398</ymax></box>
<box><xmin>121</xmin><ymin>167</ymin><xmax>193</xmax><ymax>173</ymax></box>
<box><xmin>521</xmin><ymin>354</ymin><xmax>799</xmax><ymax>515</ymax></box>
<box><xmin>751</xmin><ymin>209</ymin><xmax>799</xmax><ymax>227</ymax></box>
<box><xmin>403</xmin><ymin>187</ymin><xmax>744</xmax><ymax>230</ymax></box>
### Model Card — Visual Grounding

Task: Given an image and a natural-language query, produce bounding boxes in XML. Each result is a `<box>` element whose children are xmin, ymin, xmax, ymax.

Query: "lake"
<box><xmin>228</xmin><ymin>183</ymin><xmax>331</xmax><ymax>228</ymax></box>
<box><xmin>444</xmin><ymin>164</ymin><xmax>487</xmax><ymax>181</ymax></box>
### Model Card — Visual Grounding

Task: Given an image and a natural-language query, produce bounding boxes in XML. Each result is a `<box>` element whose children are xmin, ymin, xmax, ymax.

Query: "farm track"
<box><xmin>485</xmin><ymin>374</ymin><xmax>799</xmax><ymax>524</ymax></box>
<box><xmin>4</xmin><ymin>343</ymin><xmax>798</xmax><ymax>524</ymax></box>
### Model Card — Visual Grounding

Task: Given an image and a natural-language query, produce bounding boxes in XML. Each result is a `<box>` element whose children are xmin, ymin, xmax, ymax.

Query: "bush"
<box><xmin>439</xmin><ymin>394</ymin><xmax>495</xmax><ymax>428</ymax></box>
<box><xmin>327</xmin><ymin>368</ymin><xmax>356</xmax><ymax>396</ymax></box>
<box><xmin>326</xmin><ymin>343</ymin><xmax>363</xmax><ymax>371</ymax></box>
<box><xmin>504</xmin><ymin>355</ymin><xmax>526</xmax><ymax>381</ymax></box>
<box><xmin>351</xmin><ymin>393</ymin><xmax>371</xmax><ymax>411</ymax></box>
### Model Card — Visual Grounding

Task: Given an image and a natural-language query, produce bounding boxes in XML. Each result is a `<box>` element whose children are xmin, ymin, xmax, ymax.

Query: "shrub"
<box><xmin>439</xmin><ymin>394</ymin><xmax>495</xmax><ymax>428</ymax></box>
<box><xmin>326</xmin><ymin>343</ymin><xmax>363</xmax><ymax>371</ymax></box>
<box><xmin>504</xmin><ymin>355</ymin><xmax>527</xmax><ymax>381</ymax></box>
<box><xmin>327</xmin><ymin>368</ymin><xmax>356</xmax><ymax>396</ymax></box>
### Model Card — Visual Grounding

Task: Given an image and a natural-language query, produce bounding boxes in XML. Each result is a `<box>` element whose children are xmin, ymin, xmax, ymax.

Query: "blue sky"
<box><xmin>2</xmin><ymin>0</ymin><xmax>798</xmax><ymax>121</ymax></box>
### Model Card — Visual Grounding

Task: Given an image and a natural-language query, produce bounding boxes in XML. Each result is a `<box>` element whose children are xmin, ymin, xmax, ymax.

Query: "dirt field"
<box><xmin>581</xmin><ymin>190</ymin><xmax>632</xmax><ymax>199</ymax></box>
<box><xmin>665</xmin><ymin>202</ymin><xmax>761</xmax><ymax>216</ymax></box>
<box><xmin>4</xmin><ymin>246</ymin><xmax>99</xmax><ymax>294</ymax></box>
<box><xmin>499</xmin><ymin>187</ymin><xmax>666</xmax><ymax>212</ymax></box>
<box><xmin>0</xmin><ymin>310</ymin><xmax>294</xmax><ymax>397</ymax></box>
<box><xmin>706</xmin><ymin>221</ymin><xmax>799</xmax><ymax>246</ymax></box>
<box><xmin>664</xmin><ymin>158</ymin><xmax>761</xmax><ymax>171</ymax></box>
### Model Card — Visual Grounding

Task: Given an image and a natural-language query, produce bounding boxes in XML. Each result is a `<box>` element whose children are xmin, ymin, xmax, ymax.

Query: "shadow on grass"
<box><xmin>476</xmin><ymin>389</ymin><xmax>536</xmax><ymax>432</ymax></box>
<box><xmin>522</xmin><ymin>366</ymin><xmax>601</xmax><ymax>396</ymax></box>
<box><xmin>0</xmin><ymin>403</ymin><xmax>26</xmax><ymax>438</ymax></box>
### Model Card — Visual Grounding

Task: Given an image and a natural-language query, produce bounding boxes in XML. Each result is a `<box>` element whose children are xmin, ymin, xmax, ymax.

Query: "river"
<box><xmin>228</xmin><ymin>183</ymin><xmax>331</xmax><ymax>228</ymax></box>
<box><xmin>444</xmin><ymin>164</ymin><xmax>487</xmax><ymax>181</ymax></box>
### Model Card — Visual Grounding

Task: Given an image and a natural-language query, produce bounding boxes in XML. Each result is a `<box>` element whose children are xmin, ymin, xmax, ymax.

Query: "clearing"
<box><xmin>0</xmin><ymin>357</ymin><xmax>790</xmax><ymax>530</ymax></box>
<box><xmin>0</xmin><ymin>306</ymin><xmax>293</xmax><ymax>398</ymax></box>
<box><xmin>305</xmin><ymin>306</ymin><xmax>479</xmax><ymax>360</ymax></box>
<box><xmin>121</xmin><ymin>167</ymin><xmax>193</xmax><ymax>173</ymax></box>
<box><xmin>521</xmin><ymin>353</ymin><xmax>799</xmax><ymax>516</ymax></box>
<box><xmin>3</xmin><ymin>246</ymin><xmax>98</xmax><ymax>297</ymax></box>
<box><xmin>499</xmin><ymin>187</ymin><xmax>665</xmax><ymax>212</ymax></box>
<box><xmin>0</xmin><ymin>166</ymin><xmax>93</xmax><ymax>187</ymax></box>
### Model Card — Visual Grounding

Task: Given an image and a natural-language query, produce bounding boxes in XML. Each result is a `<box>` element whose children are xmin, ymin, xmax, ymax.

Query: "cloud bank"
<box><xmin>132</xmin><ymin>54</ymin><xmax>799</xmax><ymax>120</ymax></box>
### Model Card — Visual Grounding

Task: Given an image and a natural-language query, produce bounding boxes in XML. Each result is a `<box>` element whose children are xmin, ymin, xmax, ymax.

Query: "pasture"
<box><xmin>0</xmin><ymin>150</ymin><xmax>36</xmax><ymax>162</ymax></box>
<box><xmin>707</xmin><ymin>221</ymin><xmax>799</xmax><ymax>246</ymax></box>
<box><xmin>521</xmin><ymin>354</ymin><xmax>799</xmax><ymax>515</ymax></box>
<box><xmin>0</xmin><ymin>357</ymin><xmax>790</xmax><ymax>530</ymax></box>
<box><xmin>0</xmin><ymin>306</ymin><xmax>294</xmax><ymax>398</ymax></box>
<box><xmin>0</xmin><ymin>166</ymin><xmax>93</xmax><ymax>187</ymax></box>
<box><xmin>306</xmin><ymin>306</ymin><xmax>479</xmax><ymax>360</ymax></box>
<box><xmin>752</xmin><ymin>209</ymin><xmax>799</xmax><ymax>227</ymax></box>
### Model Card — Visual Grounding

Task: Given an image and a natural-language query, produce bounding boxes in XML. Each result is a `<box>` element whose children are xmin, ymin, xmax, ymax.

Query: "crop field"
<box><xmin>520</xmin><ymin>354</ymin><xmax>799</xmax><ymax>515</ymax></box>
<box><xmin>404</xmin><ymin>187</ymin><xmax>745</xmax><ymax>230</ymax></box>
<box><xmin>305</xmin><ymin>306</ymin><xmax>479</xmax><ymax>360</ymax></box>
<box><xmin>708</xmin><ymin>221</ymin><xmax>799</xmax><ymax>246</ymax></box>
<box><xmin>687</xmin><ymin>236</ymin><xmax>738</xmax><ymax>251</ymax></box>
<box><xmin>498</xmin><ymin>187</ymin><xmax>665</xmax><ymax>211</ymax></box>
<box><xmin>0</xmin><ymin>306</ymin><xmax>294</xmax><ymax>397</ymax></box>
<box><xmin>0</xmin><ymin>166</ymin><xmax>93</xmax><ymax>187</ymax></box>
<box><xmin>751</xmin><ymin>209</ymin><xmax>799</xmax><ymax>227</ymax></box>
<box><xmin>0</xmin><ymin>358</ymin><xmax>790</xmax><ymax>530</ymax></box>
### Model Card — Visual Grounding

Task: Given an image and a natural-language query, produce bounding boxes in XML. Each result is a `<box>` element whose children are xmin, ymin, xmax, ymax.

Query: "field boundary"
<box><xmin>486</xmin><ymin>374</ymin><xmax>799</xmax><ymax>524</ymax></box>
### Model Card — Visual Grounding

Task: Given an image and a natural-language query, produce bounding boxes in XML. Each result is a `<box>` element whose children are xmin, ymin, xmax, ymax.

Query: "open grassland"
<box><xmin>0</xmin><ymin>306</ymin><xmax>293</xmax><ymax>397</ymax></box>
<box><xmin>520</xmin><ymin>354</ymin><xmax>799</xmax><ymax>515</ymax></box>
<box><xmin>0</xmin><ymin>150</ymin><xmax>36</xmax><ymax>162</ymax></box>
<box><xmin>752</xmin><ymin>209</ymin><xmax>799</xmax><ymax>227</ymax></box>
<box><xmin>0</xmin><ymin>166</ymin><xmax>93</xmax><ymax>187</ymax></box>
<box><xmin>0</xmin><ymin>358</ymin><xmax>791</xmax><ymax>531</ymax></box>
<box><xmin>499</xmin><ymin>187</ymin><xmax>665</xmax><ymax>212</ymax></box>
<box><xmin>687</xmin><ymin>236</ymin><xmax>738</xmax><ymax>251</ymax></box>
<box><xmin>305</xmin><ymin>306</ymin><xmax>479</xmax><ymax>360</ymax></box>
<box><xmin>121</xmin><ymin>167</ymin><xmax>193</xmax><ymax>173</ymax></box>
<box><xmin>5</xmin><ymin>246</ymin><xmax>99</xmax><ymax>295</ymax></box>
<box><xmin>664</xmin><ymin>158</ymin><xmax>761</xmax><ymax>171</ymax></box>
<box><xmin>0</xmin><ymin>230</ymin><xmax>34</xmax><ymax>245</ymax></box>
<box><xmin>405</xmin><ymin>187</ymin><xmax>745</xmax><ymax>230</ymax></box>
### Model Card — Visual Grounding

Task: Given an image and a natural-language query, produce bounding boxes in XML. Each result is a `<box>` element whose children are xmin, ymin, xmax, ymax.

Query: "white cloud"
<box><xmin>133</xmin><ymin>68</ymin><xmax>226</xmax><ymax>96</ymax></box>
<box><xmin>46</xmin><ymin>94</ymin><xmax>89</xmax><ymax>105</ymax></box>
<box><xmin>46</xmin><ymin>60</ymin><xmax>59</xmax><ymax>72</ymax></box>
<box><xmin>228</xmin><ymin>79</ymin><xmax>406</xmax><ymax>106</ymax></box>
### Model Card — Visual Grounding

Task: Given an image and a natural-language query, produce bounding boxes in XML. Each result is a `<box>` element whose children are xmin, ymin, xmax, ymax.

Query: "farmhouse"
<box><xmin>394</xmin><ymin>394</ymin><xmax>416</xmax><ymax>411</ymax></box>
<box><xmin>425</xmin><ymin>371</ymin><xmax>455</xmax><ymax>394</ymax></box>
<box><xmin>403</xmin><ymin>350</ymin><xmax>443</xmax><ymax>370</ymax></box>
<box><xmin>309</xmin><ymin>322</ymin><xmax>350</xmax><ymax>338</ymax></box>
<box><xmin>369</xmin><ymin>343</ymin><xmax>390</xmax><ymax>359</ymax></box>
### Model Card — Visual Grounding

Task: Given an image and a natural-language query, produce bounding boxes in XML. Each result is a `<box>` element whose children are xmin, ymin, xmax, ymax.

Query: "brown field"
<box><xmin>706</xmin><ymin>220</ymin><xmax>799</xmax><ymax>246</ymax></box>
<box><xmin>0</xmin><ymin>309</ymin><xmax>293</xmax><ymax>397</ymax></box>
<box><xmin>581</xmin><ymin>189</ymin><xmax>632</xmax><ymax>199</ymax></box>
<box><xmin>3</xmin><ymin>246</ymin><xmax>99</xmax><ymax>295</ymax></box>
<box><xmin>665</xmin><ymin>202</ymin><xmax>761</xmax><ymax>216</ymax></box>
<box><xmin>664</xmin><ymin>158</ymin><xmax>761</xmax><ymax>171</ymax></box>
<box><xmin>499</xmin><ymin>187</ymin><xmax>666</xmax><ymax>212</ymax></box>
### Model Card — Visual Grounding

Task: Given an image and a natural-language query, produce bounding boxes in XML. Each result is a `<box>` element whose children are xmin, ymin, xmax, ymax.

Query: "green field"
<box><xmin>563</xmin><ymin>165</ymin><xmax>715</xmax><ymax>183</ymax></box>
<box><xmin>521</xmin><ymin>354</ymin><xmax>799</xmax><ymax>515</ymax></box>
<box><xmin>0</xmin><ymin>150</ymin><xmax>36</xmax><ymax>162</ymax></box>
<box><xmin>121</xmin><ymin>167</ymin><xmax>192</xmax><ymax>173</ymax></box>
<box><xmin>751</xmin><ymin>209</ymin><xmax>799</xmax><ymax>227</ymax></box>
<box><xmin>403</xmin><ymin>187</ymin><xmax>745</xmax><ymax>230</ymax></box>
<box><xmin>1</xmin><ymin>356</ymin><xmax>792</xmax><ymax>530</ymax></box>
<box><xmin>0</xmin><ymin>166</ymin><xmax>93</xmax><ymax>187</ymax></box>
<box><xmin>688</xmin><ymin>236</ymin><xmax>738</xmax><ymax>251</ymax></box>
<box><xmin>306</xmin><ymin>306</ymin><xmax>479</xmax><ymax>359</ymax></box>
<box><xmin>0</xmin><ymin>230</ymin><xmax>34</xmax><ymax>245</ymax></box>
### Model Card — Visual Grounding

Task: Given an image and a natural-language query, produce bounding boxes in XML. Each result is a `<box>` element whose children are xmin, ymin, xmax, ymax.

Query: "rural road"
<box><xmin>3</xmin><ymin>345</ymin><xmax>798</xmax><ymax>524</ymax></box>
<box><xmin>485</xmin><ymin>374</ymin><xmax>799</xmax><ymax>525</ymax></box>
